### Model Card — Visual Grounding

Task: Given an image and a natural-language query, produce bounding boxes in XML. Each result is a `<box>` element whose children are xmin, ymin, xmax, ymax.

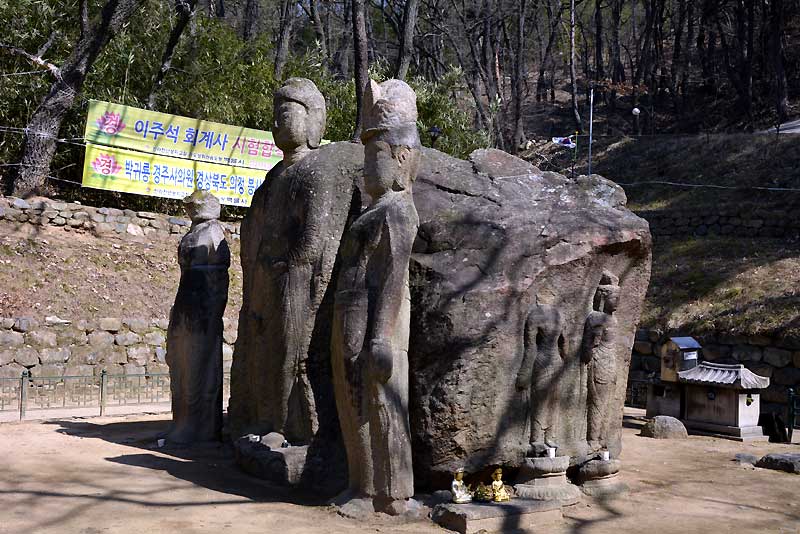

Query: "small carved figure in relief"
<box><xmin>581</xmin><ymin>270</ymin><xmax>621</xmax><ymax>451</ymax></box>
<box><xmin>451</xmin><ymin>469</ymin><xmax>473</xmax><ymax>504</ymax></box>
<box><xmin>165</xmin><ymin>190</ymin><xmax>230</xmax><ymax>444</ymax></box>
<box><xmin>516</xmin><ymin>297</ymin><xmax>568</xmax><ymax>454</ymax></box>
<box><xmin>491</xmin><ymin>468</ymin><xmax>511</xmax><ymax>502</ymax></box>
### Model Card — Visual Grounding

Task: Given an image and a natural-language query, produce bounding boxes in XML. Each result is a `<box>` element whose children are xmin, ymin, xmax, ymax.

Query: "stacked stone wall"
<box><xmin>629</xmin><ymin>328</ymin><xmax>800</xmax><ymax>415</ymax></box>
<box><xmin>0</xmin><ymin>196</ymin><xmax>241</xmax><ymax>239</ymax></box>
<box><xmin>639</xmin><ymin>207</ymin><xmax>800</xmax><ymax>239</ymax></box>
<box><xmin>0</xmin><ymin>316</ymin><xmax>238</xmax><ymax>379</ymax></box>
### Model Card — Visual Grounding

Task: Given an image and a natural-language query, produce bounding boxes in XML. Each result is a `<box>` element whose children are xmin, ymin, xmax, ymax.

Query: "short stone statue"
<box><xmin>516</xmin><ymin>300</ymin><xmax>567</xmax><ymax>453</ymax></box>
<box><xmin>165</xmin><ymin>190</ymin><xmax>230</xmax><ymax>444</ymax></box>
<box><xmin>331</xmin><ymin>79</ymin><xmax>420</xmax><ymax>515</ymax></box>
<box><xmin>229</xmin><ymin>78</ymin><xmax>330</xmax><ymax>442</ymax></box>
<box><xmin>581</xmin><ymin>271</ymin><xmax>621</xmax><ymax>451</ymax></box>
<box><xmin>490</xmin><ymin>468</ymin><xmax>511</xmax><ymax>502</ymax></box>
<box><xmin>451</xmin><ymin>469</ymin><xmax>472</xmax><ymax>504</ymax></box>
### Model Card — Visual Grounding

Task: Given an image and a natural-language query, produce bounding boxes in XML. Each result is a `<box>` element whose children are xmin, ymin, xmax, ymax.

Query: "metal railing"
<box><xmin>0</xmin><ymin>370</ymin><xmax>231</xmax><ymax>420</ymax></box>
<box><xmin>625</xmin><ymin>379</ymin><xmax>650</xmax><ymax>409</ymax></box>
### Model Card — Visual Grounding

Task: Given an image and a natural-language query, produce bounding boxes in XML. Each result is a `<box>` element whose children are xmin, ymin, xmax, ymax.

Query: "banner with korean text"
<box><xmin>84</xmin><ymin>100</ymin><xmax>284</xmax><ymax>170</ymax></box>
<box><xmin>82</xmin><ymin>144</ymin><xmax>266</xmax><ymax>207</ymax></box>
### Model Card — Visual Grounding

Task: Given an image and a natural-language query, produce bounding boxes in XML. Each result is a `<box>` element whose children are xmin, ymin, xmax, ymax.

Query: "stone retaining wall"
<box><xmin>639</xmin><ymin>207</ymin><xmax>800</xmax><ymax>239</ymax></box>
<box><xmin>0</xmin><ymin>316</ymin><xmax>238</xmax><ymax>379</ymax></box>
<box><xmin>0</xmin><ymin>196</ymin><xmax>241</xmax><ymax>239</ymax></box>
<box><xmin>629</xmin><ymin>328</ymin><xmax>800</xmax><ymax>415</ymax></box>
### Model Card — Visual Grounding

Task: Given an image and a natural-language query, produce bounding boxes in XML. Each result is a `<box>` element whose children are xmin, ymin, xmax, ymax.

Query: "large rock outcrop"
<box><xmin>230</xmin><ymin>145</ymin><xmax>651</xmax><ymax>492</ymax></box>
<box><xmin>408</xmin><ymin>148</ymin><xmax>651</xmax><ymax>487</ymax></box>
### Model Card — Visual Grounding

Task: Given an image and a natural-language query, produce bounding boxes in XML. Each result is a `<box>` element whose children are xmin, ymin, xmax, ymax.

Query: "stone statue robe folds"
<box><xmin>166</xmin><ymin>217</ymin><xmax>230</xmax><ymax>443</ymax></box>
<box><xmin>331</xmin><ymin>189</ymin><xmax>419</xmax><ymax>508</ymax></box>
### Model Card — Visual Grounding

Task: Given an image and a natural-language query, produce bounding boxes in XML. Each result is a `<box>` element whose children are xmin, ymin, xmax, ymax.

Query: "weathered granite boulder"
<box><xmin>756</xmin><ymin>453</ymin><xmax>800</xmax><ymax>474</ymax></box>
<box><xmin>640</xmin><ymin>416</ymin><xmax>689</xmax><ymax>440</ymax></box>
<box><xmin>232</xmin><ymin>143</ymin><xmax>651</xmax><ymax>493</ymax></box>
<box><xmin>408</xmin><ymin>147</ymin><xmax>651</xmax><ymax>487</ymax></box>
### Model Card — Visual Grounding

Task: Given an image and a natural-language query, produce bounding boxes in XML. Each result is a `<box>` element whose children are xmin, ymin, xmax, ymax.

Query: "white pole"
<box><xmin>588</xmin><ymin>87</ymin><xmax>594</xmax><ymax>176</ymax></box>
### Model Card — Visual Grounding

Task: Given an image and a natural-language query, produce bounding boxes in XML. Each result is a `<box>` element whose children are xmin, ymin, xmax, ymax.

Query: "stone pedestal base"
<box><xmin>431</xmin><ymin>500</ymin><xmax>562</xmax><ymax>534</ymax></box>
<box><xmin>576</xmin><ymin>459</ymin><xmax>627</xmax><ymax>497</ymax></box>
<box><xmin>234</xmin><ymin>435</ymin><xmax>308</xmax><ymax>486</ymax></box>
<box><xmin>683</xmin><ymin>420</ymin><xmax>768</xmax><ymax>442</ymax></box>
<box><xmin>514</xmin><ymin>456</ymin><xmax>581</xmax><ymax>505</ymax></box>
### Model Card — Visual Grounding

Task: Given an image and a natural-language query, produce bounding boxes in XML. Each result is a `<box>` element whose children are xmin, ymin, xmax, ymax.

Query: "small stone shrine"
<box><xmin>165</xmin><ymin>190</ymin><xmax>230</xmax><ymax>444</ymax></box>
<box><xmin>678</xmin><ymin>361</ymin><xmax>770</xmax><ymax>441</ymax></box>
<box><xmin>647</xmin><ymin>336</ymin><xmax>770</xmax><ymax>441</ymax></box>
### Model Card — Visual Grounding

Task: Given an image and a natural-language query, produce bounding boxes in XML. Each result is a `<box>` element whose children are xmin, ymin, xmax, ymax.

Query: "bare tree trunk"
<box><xmin>395</xmin><ymin>0</ymin><xmax>419</xmax><ymax>79</ymax></box>
<box><xmin>332</xmin><ymin>0</ymin><xmax>352</xmax><ymax>78</ymax></box>
<box><xmin>147</xmin><ymin>0</ymin><xmax>197</xmax><ymax>109</ymax></box>
<box><xmin>274</xmin><ymin>0</ymin><xmax>294</xmax><ymax>79</ymax></box>
<box><xmin>569</xmin><ymin>0</ymin><xmax>582</xmax><ymax>132</ymax></box>
<box><xmin>536</xmin><ymin>0</ymin><xmax>564</xmax><ymax>102</ymax></box>
<box><xmin>243</xmin><ymin>0</ymin><xmax>260</xmax><ymax>41</ymax></box>
<box><xmin>511</xmin><ymin>0</ymin><xmax>528</xmax><ymax>151</ymax></box>
<box><xmin>11</xmin><ymin>0</ymin><xmax>145</xmax><ymax>197</ymax></box>
<box><xmin>309</xmin><ymin>0</ymin><xmax>329</xmax><ymax>63</ymax></box>
<box><xmin>352</xmin><ymin>0</ymin><xmax>369</xmax><ymax>140</ymax></box>
<box><xmin>670</xmin><ymin>0</ymin><xmax>686</xmax><ymax>112</ymax></box>
<box><xmin>770</xmin><ymin>0</ymin><xmax>788</xmax><ymax>124</ymax></box>
<box><xmin>594</xmin><ymin>0</ymin><xmax>604</xmax><ymax>81</ymax></box>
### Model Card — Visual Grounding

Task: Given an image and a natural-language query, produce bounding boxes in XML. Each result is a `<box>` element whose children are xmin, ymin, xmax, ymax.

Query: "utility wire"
<box><xmin>1</xmin><ymin>126</ymin><xmax>799</xmax><ymax>193</ymax></box>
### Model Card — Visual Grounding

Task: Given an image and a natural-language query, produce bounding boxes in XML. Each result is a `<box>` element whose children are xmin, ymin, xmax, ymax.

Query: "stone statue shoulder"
<box><xmin>526</xmin><ymin>304</ymin><xmax>562</xmax><ymax>334</ymax></box>
<box><xmin>179</xmin><ymin>219</ymin><xmax>230</xmax><ymax>269</ymax></box>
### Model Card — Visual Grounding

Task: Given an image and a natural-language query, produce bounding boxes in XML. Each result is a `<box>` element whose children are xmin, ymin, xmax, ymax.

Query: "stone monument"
<box><xmin>230</xmin><ymin>80</ymin><xmax>367</xmax><ymax>491</ymax></box>
<box><xmin>165</xmin><ymin>190</ymin><xmax>230</xmax><ymax>444</ymax></box>
<box><xmin>581</xmin><ymin>271</ymin><xmax>621</xmax><ymax>452</ymax></box>
<box><xmin>516</xmin><ymin>301</ymin><xmax>567</xmax><ymax>453</ymax></box>
<box><xmin>230</xmin><ymin>78</ymin><xmax>338</xmax><ymax>443</ymax></box>
<box><xmin>228</xmin><ymin>83</ymin><xmax>652</xmax><ymax>500</ymax></box>
<box><xmin>409</xmin><ymin>153</ymin><xmax>651</xmax><ymax>487</ymax></box>
<box><xmin>330</xmin><ymin>79</ymin><xmax>420</xmax><ymax>515</ymax></box>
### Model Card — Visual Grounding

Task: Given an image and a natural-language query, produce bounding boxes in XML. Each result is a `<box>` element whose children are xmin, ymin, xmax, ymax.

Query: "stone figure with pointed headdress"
<box><xmin>331</xmin><ymin>79</ymin><xmax>420</xmax><ymax>515</ymax></box>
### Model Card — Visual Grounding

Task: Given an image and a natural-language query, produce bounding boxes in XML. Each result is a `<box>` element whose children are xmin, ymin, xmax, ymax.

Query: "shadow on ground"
<box><xmin>47</xmin><ymin>418</ymin><xmax>329</xmax><ymax>506</ymax></box>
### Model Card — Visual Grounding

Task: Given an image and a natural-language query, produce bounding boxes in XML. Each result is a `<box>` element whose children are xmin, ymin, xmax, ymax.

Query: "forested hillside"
<box><xmin>1</xmin><ymin>0</ymin><xmax>798</xmax><ymax>201</ymax></box>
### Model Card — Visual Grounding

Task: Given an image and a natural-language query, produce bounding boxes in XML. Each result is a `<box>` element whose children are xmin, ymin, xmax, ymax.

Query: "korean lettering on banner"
<box><xmin>135</xmin><ymin>120</ymin><xmax>181</xmax><ymax>143</ymax></box>
<box><xmin>233</xmin><ymin>136</ymin><xmax>278</xmax><ymax>159</ymax></box>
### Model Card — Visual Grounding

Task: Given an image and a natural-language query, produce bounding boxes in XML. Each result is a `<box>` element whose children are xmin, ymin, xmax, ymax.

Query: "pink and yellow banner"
<box><xmin>82</xmin><ymin>143</ymin><xmax>266</xmax><ymax>207</ymax></box>
<box><xmin>83</xmin><ymin>100</ymin><xmax>283</xmax><ymax>171</ymax></box>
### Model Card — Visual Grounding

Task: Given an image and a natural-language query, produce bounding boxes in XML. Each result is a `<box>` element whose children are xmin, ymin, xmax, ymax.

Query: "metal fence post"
<box><xmin>19</xmin><ymin>370</ymin><xmax>29</xmax><ymax>421</ymax></box>
<box><xmin>789</xmin><ymin>388</ymin><xmax>796</xmax><ymax>443</ymax></box>
<box><xmin>100</xmin><ymin>370</ymin><xmax>107</xmax><ymax>417</ymax></box>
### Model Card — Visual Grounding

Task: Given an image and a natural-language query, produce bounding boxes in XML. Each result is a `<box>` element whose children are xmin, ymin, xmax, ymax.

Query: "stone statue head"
<box><xmin>593</xmin><ymin>270</ymin><xmax>620</xmax><ymax>313</ymax></box>
<box><xmin>273</xmin><ymin>78</ymin><xmax>326</xmax><ymax>152</ymax></box>
<box><xmin>183</xmin><ymin>189</ymin><xmax>221</xmax><ymax>223</ymax></box>
<box><xmin>454</xmin><ymin>468</ymin><xmax>465</xmax><ymax>481</ymax></box>
<box><xmin>491</xmin><ymin>467</ymin><xmax>503</xmax><ymax>481</ymax></box>
<box><xmin>361</xmin><ymin>79</ymin><xmax>421</xmax><ymax>199</ymax></box>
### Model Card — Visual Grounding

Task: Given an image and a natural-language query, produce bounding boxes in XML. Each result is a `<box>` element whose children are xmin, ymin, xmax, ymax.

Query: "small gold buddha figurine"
<box><xmin>491</xmin><ymin>467</ymin><xmax>511</xmax><ymax>502</ymax></box>
<box><xmin>451</xmin><ymin>468</ymin><xmax>473</xmax><ymax>504</ymax></box>
<box><xmin>473</xmin><ymin>481</ymin><xmax>493</xmax><ymax>502</ymax></box>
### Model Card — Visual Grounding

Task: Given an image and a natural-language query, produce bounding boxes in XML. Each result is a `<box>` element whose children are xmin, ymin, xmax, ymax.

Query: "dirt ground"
<box><xmin>0</xmin><ymin>410</ymin><xmax>799</xmax><ymax>534</ymax></box>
